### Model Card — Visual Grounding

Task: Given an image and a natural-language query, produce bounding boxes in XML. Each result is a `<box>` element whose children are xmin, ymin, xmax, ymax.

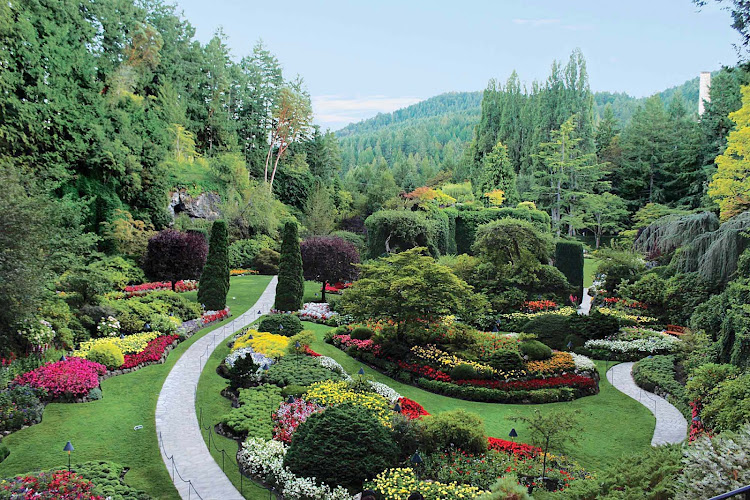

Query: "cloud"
<box><xmin>312</xmin><ymin>94</ymin><xmax>423</xmax><ymax>130</ymax></box>
<box><xmin>512</xmin><ymin>18</ymin><xmax>561</xmax><ymax>27</ymax></box>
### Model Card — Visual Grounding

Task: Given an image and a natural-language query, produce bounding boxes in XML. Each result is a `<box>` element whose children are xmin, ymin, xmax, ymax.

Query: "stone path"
<box><xmin>606</xmin><ymin>362</ymin><xmax>688</xmax><ymax>446</ymax></box>
<box><xmin>155</xmin><ymin>277</ymin><xmax>278</xmax><ymax>500</ymax></box>
<box><xmin>578</xmin><ymin>287</ymin><xmax>593</xmax><ymax>315</ymax></box>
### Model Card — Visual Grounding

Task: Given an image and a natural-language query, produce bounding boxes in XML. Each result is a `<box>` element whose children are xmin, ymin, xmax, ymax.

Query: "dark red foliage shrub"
<box><xmin>143</xmin><ymin>230</ymin><xmax>208</xmax><ymax>287</ymax></box>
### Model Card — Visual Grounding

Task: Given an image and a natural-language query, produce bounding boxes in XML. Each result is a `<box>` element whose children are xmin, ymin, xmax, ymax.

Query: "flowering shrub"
<box><xmin>230</xmin><ymin>269</ymin><xmax>258</xmax><ymax>276</ymax></box>
<box><xmin>523</xmin><ymin>300</ymin><xmax>558</xmax><ymax>312</ymax></box>
<box><xmin>272</xmin><ymin>399</ymin><xmax>324</xmax><ymax>443</ymax></box>
<box><xmin>121</xmin><ymin>334</ymin><xmax>179</xmax><ymax>369</ymax></box>
<box><xmin>238</xmin><ymin>437</ymin><xmax>351</xmax><ymax>499</ymax></box>
<box><xmin>453</xmin><ymin>373</ymin><xmax>596</xmax><ymax>391</ymax></box>
<box><xmin>201</xmin><ymin>306</ymin><xmax>230</xmax><ymax>324</ymax></box>
<box><xmin>224</xmin><ymin>347</ymin><xmax>275</xmax><ymax>369</ymax></box>
<box><xmin>18</xmin><ymin>319</ymin><xmax>55</xmax><ymax>350</ymax></box>
<box><xmin>396</xmin><ymin>360</ymin><xmax>452</xmax><ymax>382</ymax></box>
<box><xmin>74</xmin><ymin>332</ymin><xmax>162</xmax><ymax>356</ymax></box>
<box><xmin>316</xmin><ymin>356</ymin><xmax>350</xmax><ymax>379</ymax></box>
<box><xmin>596</xmin><ymin>307</ymin><xmax>657</xmax><ymax>324</ymax></box>
<box><xmin>689</xmin><ymin>400</ymin><xmax>708</xmax><ymax>442</ymax></box>
<box><xmin>0</xmin><ymin>470</ymin><xmax>103</xmax><ymax>499</ymax></box>
<box><xmin>525</xmin><ymin>352</ymin><xmax>576</xmax><ymax>376</ymax></box>
<box><xmin>331</xmin><ymin>334</ymin><xmax>381</xmax><ymax>354</ymax></box>
<box><xmin>297</xmin><ymin>302</ymin><xmax>338</xmax><ymax>322</ymax></box>
<box><xmin>365</xmin><ymin>467</ymin><xmax>486</xmax><ymax>500</ymax></box>
<box><xmin>14</xmin><ymin>358</ymin><xmax>105</xmax><ymax>399</ymax></box>
<box><xmin>487</xmin><ymin>437</ymin><xmax>541</xmax><ymax>458</ymax></box>
<box><xmin>305</xmin><ymin>380</ymin><xmax>392</xmax><ymax>427</ymax></box>
<box><xmin>584</xmin><ymin>334</ymin><xmax>680</xmax><ymax>356</ymax></box>
<box><xmin>571</xmin><ymin>353</ymin><xmax>596</xmax><ymax>371</ymax></box>
<box><xmin>397</xmin><ymin>397</ymin><xmax>430</xmax><ymax>419</ymax></box>
<box><xmin>411</xmin><ymin>344</ymin><xmax>494</xmax><ymax>376</ymax></box>
<box><xmin>96</xmin><ymin>316</ymin><xmax>121</xmax><ymax>337</ymax></box>
<box><xmin>121</xmin><ymin>280</ymin><xmax>197</xmax><ymax>297</ymax></box>
<box><xmin>232</xmin><ymin>330</ymin><xmax>288</xmax><ymax>358</ymax></box>
<box><xmin>0</xmin><ymin>385</ymin><xmax>45</xmax><ymax>432</ymax></box>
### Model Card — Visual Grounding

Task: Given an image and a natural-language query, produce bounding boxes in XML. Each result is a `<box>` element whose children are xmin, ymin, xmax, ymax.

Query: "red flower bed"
<box><xmin>123</xmin><ymin>280</ymin><xmax>197</xmax><ymax>297</ymax></box>
<box><xmin>324</xmin><ymin>282</ymin><xmax>352</xmax><ymax>293</ymax></box>
<box><xmin>487</xmin><ymin>437</ymin><xmax>541</xmax><ymax>458</ymax></box>
<box><xmin>689</xmin><ymin>400</ymin><xmax>709</xmax><ymax>441</ymax></box>
<box><xmin>1</xmin><ymin>470</ymin><xmax>103</xmax><ymax>499</ymax></box>
<box><xmin>14</xmin><ymin>358</ymin><xmax>106</xmax><ymax>399</ymax></box>
<box><xmin>396</xmin><ymin>360</ymin><xmax>452</xmax><ymax>382</ymax></box>
<box><xmin>273</xmin><ymin>399</ymin><xmax>323</xmax><ymax>443</ymax></box>
<box><xmin>523</xmin><ymin>300</ymin><xmax>557</xmax><ymax>312</ymax></box>
<box><xmin>452</xmin><ymin>373</ymin><xmax>596</xmax><ymax>391</ymax></box>
<box><xmin>601</xmin><ymin>297</ymin><xmax>648</xmax><ymax>310</ymax></box>
<box><xmin>121</xmin><ymin>335</ymin><xmax>179</xmax><ymax>369</ymax></box>
<box><xmin>202</xmin><ymin>307</ymin><xmax>230</xmax><ymax>324</ymax></box>
<box><xmin>397</xmin><ymin>397</ymin><xmax>430</xmax><ymax>419</ymax></box>
<box><xmin>303</xmin><ymin>346</ymin><xmax>321</xmax><ymax>357</ymax></box>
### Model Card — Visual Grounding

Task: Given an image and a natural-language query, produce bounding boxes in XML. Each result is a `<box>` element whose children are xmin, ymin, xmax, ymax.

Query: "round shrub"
<box><xmin>149</xmin><ymin>313</ymin><xmax>177</xmax><ymax>334</ymax></box>
<box><xmin>86</xmin><ymin>343</ymin><xmax>124</xmax><ymax>370</ymax></box>
<box><xmin>253</xmin><ymin>248</ymin><xmax>280</xmax><ymax>275</ymax></box>
<box><xmin>520</xmin><ymin>340</ymin><xmax>553</xmax><ymax>361</ymax></box>
<box><xmin>450</xmin><ymin>363</ymin><xmax>477</xmax><ymax>380</ymax></box>
<box><xmin>0</xmin><ymin>444</ymin><xmax>9</xmax><ymax>463</ymax></box>
<box><xmin>350</xmin><ymin>327</ymin><xmax>374</xmax><ymax>340</ymax></box>
<box><xmin>417</xmin><ymin>408</ymin><xmax>487</xmax><ymax>454</ymax></box>
<box><xmin>487</xmin><ymin>349</ymin><xmax>524</xmax><ymax>372</ymax></box>
<box><xmin>264</xmin><ymin>356</ymin><xmax>343</xmax><ymax>387</ymax></box>
<box><xmin>284</xmin><ymin>402</ymin><xmax>398</xmax><ymax>489</ymax></box>
<box><xmin>521</xmin><ymin>314</ymin><xmax>572</xmax><ymax>350</ymax></box>
<box><xmin>258</xmin><ymin>314</ymin><xmax>303</xmax><ymax>337</ymax></box>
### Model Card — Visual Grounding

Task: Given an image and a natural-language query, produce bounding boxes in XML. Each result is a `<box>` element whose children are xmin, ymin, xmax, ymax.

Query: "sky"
<box><xmin>172</xmin><ymin>0</ymin><xmax>740</xmax><ymax>131</ymax></box>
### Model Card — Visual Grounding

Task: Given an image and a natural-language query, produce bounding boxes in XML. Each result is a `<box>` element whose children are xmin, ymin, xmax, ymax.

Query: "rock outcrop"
<box><xmin>168</xmin><ymin>190</ymin><xmax>222</xmax><ymax>221</ymax></box>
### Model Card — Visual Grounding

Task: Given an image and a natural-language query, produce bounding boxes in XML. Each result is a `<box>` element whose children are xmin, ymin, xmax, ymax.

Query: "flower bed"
<box><xmin>411</xmin><ymin>344</ymin><xmax>494</xmax><ymax>375</ymax></box>
<box><xmin>297</xmin><ymin>302</ymin><xmax>338</xmax><ymax>322</ymax></box>
<box><xmin>201</xmin><ymin>307</ymin><xmax>230</xmax><ymax>324</ymax></box>
<box><xmin>487</xmin><ymin>437</ymin><xmax>541</xmax><ymax>458</ymax></box>
<box><xmin>397</xmin><ymin>397</ymin><xmax>429</xmax><ymax>419</ymax></box>
<box><xmin>302</xmin><ymin>346</ymin><xmax>321</xmax><ymax>357</ymax></box>
<box><xmin>523</xmin><ymin>299</ymin><xmax>558</xmax><ymax>312</ymax></box>
<box><xmin>272</xmin><ymin>399</ymin><xmax>324</xmax><ymax>443</ymax></box>
<box><xmin>0</xmin><ymin>470</ymin><xmax>103</xmax><ymax>499</ymax></box>
<box><xmin>224</xmin><ymin>347</ymin><xmax>275</xmax><ymax>369</ymax></box>
<box><xmin>366</xmin><ymin>467</ymin><xmax>486</xmax><ymax>500</ymax></box>
<box><xmin>305</xmin><ymin>380</ymin><xmax>392</xmax><ymax>427</ymax></box>
<box><xmin>122</xmin><ymin>280</ymin><xmax>197</xmax><ymax>297</ymax></box>
<box><xmin>0</xmin><ymin>385</ymin><xmax>46</xmax><ymax>433</ymax></box>
<box><xmin>121</xmin><ymin>334</ymin><xmax>179</xmax><ymax>369</ymax></box>
<box><xmin>584</xmin><ymin>333</ymin><xmax>680</xmax><ymax>360</ymax></box>
<box><xmin>74</xmin><ymin>332</ymin><xmax>162</xmax><ymax>357</ymax></box>
<box><xmin>596</xmin><ymin>307</ymin><xmax>657</xmax><ymax>324</ymax></box>
<box><xmin>13</xmin><ymin>358</ymin><xmax>105</xmax><ymax>400</ymax></box>
<box><xmin>323</xmin><ymin>282</ymin><xmax>351</xmax><ymax>294</ymax></box>
<box><xmin>230</xmin><ymin>269</ymin><xmax>259</xmax><ymax>276</ymax></box>
<box><xmin>525</xmin><ymin>351</ymin><xmax>576</xmax><ymax>375</ymax></box>
<box><xmin>331</xmin><ymin>334</ymin><xmax>381</xmax><ymax>354</ymax></box>
<box><xmin>232</xmin><ymin>330</ymin><xmax>288</xmax><ymax>358</ymax></box>
<box><xmin>453</xmin><ymin>373</ymin><xmax>597</xmax><ymax>391</ymax></box>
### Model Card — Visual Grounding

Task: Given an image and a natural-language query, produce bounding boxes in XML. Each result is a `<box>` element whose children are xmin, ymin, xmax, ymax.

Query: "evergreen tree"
<box><xmin>274</xmin><ymin>221</ymin><xmax>304</xmax><ymax>311</ymax></box>
<box><xmin>198</xmin><ymin>220</ymin><xmax>230</xmax><ymax>310</ymax></box>
<box><xmin>478</xmin><ymin>141</ymin><xmax>519</xmax><ymax>204</ymax></box>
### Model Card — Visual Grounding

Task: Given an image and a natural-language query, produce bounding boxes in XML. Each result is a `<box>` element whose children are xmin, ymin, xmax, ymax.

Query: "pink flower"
<box><xmin>14</xmin><ymin>358</ymin><xmax>106</xmax><ymax>398</ymax></box>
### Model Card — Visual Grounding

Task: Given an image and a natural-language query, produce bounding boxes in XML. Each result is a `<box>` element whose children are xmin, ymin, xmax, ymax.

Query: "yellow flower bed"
<box><xmin>526</xmin><ymin>351</ymin><xmax>575</xmax><ymax>375</ymax></box>
<box><xmin>232</xmin><ymin>329</ymin><xmax>288</xmax><ymax>358</ymax></box>
<box><xmin>305</xmin><ymin>380</ymin><xmax>392</xmax><ymax>427</ymax></box>
<box><xmin>73</xmin><ymin>331</ymin><xmax>161</xmax><ymax>356</ymax></box>
<box><xmin>367</xmin><ymin>468</ymin><xmax>486</xmax><ymax>499</ymax></box>
<box><xmin>501</xmin><ymin>306</ymin><xmax>578</xmax><ymax>323</ymax></box>
<box><xmin>230</xmin><ymin>269</ymin><xmax>258</xmax><ymax>276</ymax></box>
<box><xmin>411</xmin><ymin>345</ymin><xmax>494</xmax><ymax>375</ymax></box>
<box><xmin>597</xmin><ymin>307</ymin><xmax>658</xmax><ymax>324</ymax></box>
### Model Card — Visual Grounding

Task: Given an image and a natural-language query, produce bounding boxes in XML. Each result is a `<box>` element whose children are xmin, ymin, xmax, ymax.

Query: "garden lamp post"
<box><xmin>509</xmin><ymin>428</ymin><xmax>517</xmax><ymax>442</ymax></box>
<box><xmin>393</xmin><ymin>403</ymin><xmax>402</xmax><ymax>413</ymax></box>
<box><xmin>63</xmin><ymin>441</ymin><xmax>74</xmax><ymax>472</ymax></box>
<box><xmin>60</xmin><ymin>354</ymin><xmax>67</xmax><ymax>362</ymax></box>
<box><xmin>358</xmin><ymin>367</ymin><xmax>365</xmax><ymax>384</ymax></box>
<box><xmin>287</xmin><ymin>395</ymin><xmax>295</xmax><ymax>404</ymax></box>
<box><xmin>295</xmin><ymin>341</ymin><xmax>301</xmax><ymax>370</ymax></box>
<box><xmin>411</xmin><ymin>451</ymin><xmax>423</xmax><ymax>480</ymax></box>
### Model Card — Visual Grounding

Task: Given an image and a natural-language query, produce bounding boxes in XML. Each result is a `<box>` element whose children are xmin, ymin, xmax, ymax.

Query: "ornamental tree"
<box><xmin>274</xmin><ymin>221</ymin><xmax>304</xmax><ymax>311</ymax></box>
<box><xmin>300</xmin><ymin>236</ymin><xmax>360</xmax><ymax>302</ymax></box>
<box><xmin>142</xmin><ymin>230</ymin><xmax>208</xmax><ymax>290</ymax></box>
<box><xmin>197</xmin><ymin>220</ymin><xmax>230</xmax><ymax>310</ymax></box>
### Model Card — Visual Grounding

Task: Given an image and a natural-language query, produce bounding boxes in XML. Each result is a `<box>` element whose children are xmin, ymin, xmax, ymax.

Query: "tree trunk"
<box><xmin>269</xmin><ymin>144</ymin><xmax>287</xmax><ymax>190</ymax></box>
<box><xmin>264</xmin><ymin>143</ymin><xmax>274</xmax><ymax>183</ymax></box>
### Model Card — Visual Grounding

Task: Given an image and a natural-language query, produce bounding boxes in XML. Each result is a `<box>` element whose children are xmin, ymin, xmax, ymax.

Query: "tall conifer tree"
<box><xmin>275</xmin><ymin>221</ymin><xmax>304</xmax><ymax>311</ymax></box>
<box><xmin>198</xmin><ymin>220</ymin><xmax>230</xmax><ymax>310</ymax></box>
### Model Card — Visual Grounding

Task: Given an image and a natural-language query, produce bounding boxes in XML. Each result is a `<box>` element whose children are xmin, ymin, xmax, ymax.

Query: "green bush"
<box><xmin>228</xmin><ymin>354</ymin><xmax>260</xmax><ymax>390</ymax></box>
<box><xmin>258</xmin><ymin>314</ymin><xmax>303</xmax><ymax>337</ymax></box>
<box><xmin>264</xmin><ymin>355</ymin><xmax>343</xmax><ymax>387</ymax></box>
<box><xmin>280</xmin><ymin>384</ymin><xmax>309</xmax><ymax>398</ymax></box>
<box><xmin>275</xmin><ymin>221</ymin><xmax>305</xmax><ymax>311</ymax></box>
<box><xmin>253</xmin><ymin>248</ymin><xmax>280</xmax><ymax>275</ymax></box>
<box><xmin>221</xmin><ymin>385</ymin><xmax>283</xmax><ymax>439</ymax></box>
<box><xmin>350</xmin><ymin>327</ymin><xmax>374</xmax><ymax>340</ymax></box>
<box><xmin>555</xmin><ymin>241</ymin><xmax>584</xmax><ymax>301</ymax></box>
<box><xmin>417</xmin><ymin>409</ymin><xmax>487</xmax><ymax>454</ymax></box>
<box><xmin>228</xmin><ymin>238</ymin><xmax>271</xmax><ymax>269</ymax></box>
<box><xmin>87</xmin><ymin>343</ymin><xmax>125</xmax><ymax>370</ymax></box>
<box><xmin>686</xmin><ymin>363</ymin><xmax>739</xmax><ymax>402</ymax></box>
<box><xmin>416</xmin><ymin>378</ymin><xmax>579</xmax><ymax>403</ymax></box>
<box><xmin>140</xmin><ymin>291</ymin><xmax>202</xmax><ymax>322</ymax></box>
<box><xmin>454</xmin><ymin>207</ymin><xmax>551</xmax><ymax>254</ymax></box>
<box><xmin>365</xmin><ymin>210</ymin><xmax>442</xmax><ymax>258</ymax></box>
<box><xmin>595</xmin><ymin>248</ymin><xmax>646</xmax><ymax>294</ymax></box>
<box><xmin>522</xmin><ymin>314</ymin><xmax>573</xmax><ymax>350</ymax></box>
<box><xmin>450</xmin><ymin>363</ymin><xmax>478</xmax><ymax>380</ymax></box>
<box><xmin>148</xmin><ymin>313</ymin><xmax>176</xmax><ymax>334</ymax></box>
<box><xmin>520</xmin><ymin>340</ymin><xmax>553</xmax><ymax>361</ymax></box>
<box><xmin>330</xmin><ymin>230</ymin><xmax>366</xmax><ymax>255</ymax></box>
<box><xmin>568</xmin><ymin>309</ymin><xmax>620</xmax><ymax>340</ymax></box>
<box><xmin>69</xmin><ymin>461</ymin><xmax>151</xmax><ymax>500</ymax></box>
<box><xmin>632</xmin><ymin>355</ymin><xmax>689</xmax><ymax>417</ymax></box>
<box><xmin>284</xmin><ymin>402</ymin><xmax>399</xmax><ymax>489</ymax></box>
<box><xmin>198</xmin><ymin>220</ymin><xmax>230</xmax><ymax>310</ymax></box>
<box><xmin>0</xmin><ymin>444</ymin><xmax>8</xmax><ymax>463</ymax></box>
<box><xmin>486</xmin><ymin>349</ymin><xmax>524</xmax><ymax>372</ymax></box>
<box><xmin>0</xmin><ymin>385</ymin><xmax>45</xmax><ymax>432</ymax></box>
<box><xmin>702</xmin><ymin>372</ymin><xmax>750</xmax><ymax>432</ymax></box>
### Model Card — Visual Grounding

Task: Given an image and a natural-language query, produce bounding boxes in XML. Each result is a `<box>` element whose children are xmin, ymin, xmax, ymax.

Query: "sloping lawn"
<box><xmin>584</xmin><ymin>257</ymin><xmax>598</xmax><ymax>288</ymax></box>
<box><xmin>304</xmin><ymin>322</ymin><xmax>653</xmax><ymax>473</ymax></box>
<box><xmin>0</xmin><ymin>275</ymin><xmax>272</xmax><ymax>499</ymax></box>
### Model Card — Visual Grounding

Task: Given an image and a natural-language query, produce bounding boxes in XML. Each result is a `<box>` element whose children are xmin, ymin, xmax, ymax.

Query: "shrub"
<box><xmin>264</xmin><ymin>356</ymin><xmax>343</xmax><ymax>387</ymax></box>
<box><xmin>568</xmin><ymin>309</ymin><xmax>620</xmax><ymax>340</ymax></box>
<box><xmin>701</xmin><ymin>372</ymin><xmax>750</xmax><ymax>432</ymax></box>
<box><xmin>450</xmin><ymin>363</ymin><xmax>478</xmax><ymax>380</ymax></box>
<box><xmin>486</xmin><ymin>350</ymin><xmax>524</xmax><ymax>372</ymax></box>
<box><xmin>139</xmin><ymin>291</ymin><xmax>202</xmax><ymax>321</ymax></box>
<box><xmin>148</xmin><ymin>313</ymin><xmax>177</xmax><ymax>334</ymax></box>
<box><xmin>284</xmin><ymin>402</ymin><xmax>399</xmax><ymax>489</ymax></box>
<box><xmin>286</xmin><ymin>330</ymin><xmax>316</xmax><ymax>353</ymax></box>
<box><xmin>686</xmin><ymin>363</ymin><xmax>740</xmax><ymax>402</ymax></box>
<box><xmin>228</xmin><ymin>238</ymin><xmax>268</xmax><ymax>269</ymax></box>
<box><xmin>228</xmin><ymin>353</ymin><xmax>260</xmax><ymax>389</ymax></box>
<box><xmin>73</xmin><ymin>460</ymin><xmax>151</xmax><ymax>500</ymax></box>
<box><xmin>520</xmin><ymin>340</ymin><xmax>552</xmax><ymax>361</ymax></box>
<box><xmin>258</xmin><ymin>314</ymin><xmax>303</xmax><ymax>336</ymax></box>
<box><xmin>522</xmin><ymin>314</ymin><xmax>572</xmax><ymax>350</ymax></box>
<box><xmin>365</xmin><ymin>210</ymin><xmax>441</xmax><ymax>258</ymax></box>
<box><xmin>351</xmin><ymin>327</ymin><xmax>374</xmax><ymax>340</ymax></box>
<box><xmin>253</xmin><ymin>248</ymin><xmax>280</xmax><ymax>275</ymax></box>
<box><xmin>555</xmin><ymin>241</ymin><xmax>584</xmax><ymax>301</ymax></box>
<box><xmin>417</xmin><ymin>408</ymin><xmax>487</xmax><ymax>454</ymax></box>
<box><xmin>13</xmin><ymin>358</ymin><xmax>106</xmax><ymax>399</ymax></box>
<box><xmin>280</xmin><ymin>384</ymin><xmax>309</xmax><ymax>398</ymax></box>
<box><xmin>86</xmin><ymin>343</ymin><xmax>125</xmax><ymax>370</ymax></box>
<box><xmin>221</xmin><ymin>385</ymin><xmax>283</xmax><ymax>439</ymax></box>
<box><xmin>595</xmin><ymin>248</ymin><xmax>646</xmax><ymax>294</ymax></box>
<box><xmin>275</xmin><ymin>222</ymin><xmax>305</xmax><ymax>311</ymax></box>
<box><xmin>0</xmin><ymin>444</ymin><xmax>8</xmax><ymax>463</ymax></box>
<box><xmin>632</xmin><ymin>355</ymin><xmax>689</xmax><ymax>417</ymax></box>
<box><xmin>0</xmin><ymin>385</ymin><xmax>45</xmax><ymax>432</ymax></box>
<box><xmin>198</xmin><ymin>220</ymin><xmax>230</xmax><ymax>310</ymax></box>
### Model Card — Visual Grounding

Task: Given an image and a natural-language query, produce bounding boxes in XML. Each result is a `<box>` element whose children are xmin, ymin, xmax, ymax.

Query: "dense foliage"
<box><xmin>197</xmin><ymin>220</ymin><xmax>230</xmax><ymax>310</ymax></box>
<box><xmin>275</xmin><ymin>222</ymin><xmax>305</xmax><ymax>311</ymax></box>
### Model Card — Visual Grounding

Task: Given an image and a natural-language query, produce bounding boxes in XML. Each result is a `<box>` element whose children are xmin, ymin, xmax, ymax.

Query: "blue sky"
<box><xmin>172</xmin><ymin>0</ymin><xmax>739</xmax><ymax>130</ymax></box>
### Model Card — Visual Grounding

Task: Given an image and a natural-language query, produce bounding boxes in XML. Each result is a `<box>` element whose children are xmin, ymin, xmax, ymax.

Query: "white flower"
<box><xmin>584</xmin><ymin>334</ymin><xmax>680</xmax><ymax>354</ymax></box>
<box><xmin>298</xmin><ymin>302</ymin><xmax>338</xmax><ymax>321</ymax></box>
<box><xmin>571</xmin><ymin>352</ymin><xmax>596</xmax><ymax>371</ymax></box>
<box><xmin>317</xmin><ymin>356</ymin><xmax>350</xmax><ymax>379</ymax></box>
<box><xmin>368</xmin><ymin>381</ymin><xmax>402</xmax><ymax>404</ymax></box>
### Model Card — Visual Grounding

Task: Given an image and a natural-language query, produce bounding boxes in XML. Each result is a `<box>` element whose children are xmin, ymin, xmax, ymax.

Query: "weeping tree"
<box><xmin>634</xmin><ymin>212</ymin><xmax>719</xmax><ymax>260</ymax></box>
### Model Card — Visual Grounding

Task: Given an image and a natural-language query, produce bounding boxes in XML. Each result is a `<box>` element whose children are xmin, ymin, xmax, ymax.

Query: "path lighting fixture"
<box><xmin>509</xmin><ymin>428</ymin><xmax>518</xmax><ymax>441</ymax></box>
<box><xmin>567</xmin><ymin>341</ymin><xmax>573</xmax><ymax>350</ymax></box>
<box><xmin>60</xmin><ymin>354</ymin><xmax>67</xmax><ymax>362</ymax></box>
<box><xmin>63</xmin><ymin>441</ymin><xmax>74</xmax><ymax>472</ymax></box>
<box><xmin>411</xmin><ymin>451</ymin><xmax>423</xmax><ymax>480</ymax></box>
<box><xmin>358</xmin><ymin>367</ymin><xmax>365</xmax><ymax>375</ymax></box>
<box><xmin>287</xmin><ymin>395</ymin><xmax>295</xmax><ymax>404</ymax></box>
<box><xmin>263</xmin><ymin>364</ymin><xmax>270</xmax><ymax>371</ymax></box>
<box><xmin>393</xmin><ymin>403</ymin><xmax>402</xmax><ymax>413</ymax></box>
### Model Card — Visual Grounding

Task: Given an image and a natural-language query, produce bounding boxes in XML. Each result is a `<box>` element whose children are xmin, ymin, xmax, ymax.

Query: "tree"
<box><xmin>300</xmin><ymin>236</ymin><xmax>360</xmax><ymax>302</ymax></box>
<box><xmin>554</xmin><ymin>241</ymin><xmax>584</xmax><ymax>302</ymax></box>
<box><xmin>100</xmin><ymin>209</ymin><xmax>155</xmax><ymax>259</ymax></box>
<box><xmin>274</xmin><ymin>221</ymin><xmax>304</xmax><ymax>311</ymax></box>
<box><xmin>303</xmin><ymin>183</ymin><xmax>338</xmax><ymax>236</ymax></box>
<box><xmin>143</xmin><ymin>230</ymin><xmax>208</xmax><ymax>290</ymax></box>
<box><xmin>472</xmin><ymin>219</ymin><xmax>553</xmax><ymax>270</ymax></box>
<box><xmin>580</xmin><ymin>192</ymin><xmax>628</xmax><ymax>248</ymax></box>
<box><xmin>197</xmin><ymin>220</ymin><xmax>230</xmax><ymax>310</ymax></box>
<box><xmin>339</xmin><ymin>247</ymin><xmax>487</xmax><ymax>332</ymax></box>
<box><xmin>513</xmin><ymin>410</ymin><xmax>581</xmax><ymax>492</ymax></box>
<box><xmin>709</xmin><ymin>84</ymin><xmax>750</xmax><ymax>220</ymax></box>
<box><xmin>478</xmin><ymin>141</ymin><xmax>518</xmax><ymax>205</ymax></box>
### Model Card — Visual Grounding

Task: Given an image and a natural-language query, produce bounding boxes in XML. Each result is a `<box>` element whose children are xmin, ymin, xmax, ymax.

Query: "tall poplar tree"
<box><xmin>198</xmin><ymin>220</ymin><xmax>230</xmax><ymax>310</ymax></box>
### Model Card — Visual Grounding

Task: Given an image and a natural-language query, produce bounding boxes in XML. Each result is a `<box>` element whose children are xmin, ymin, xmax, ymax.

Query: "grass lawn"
<box><xmin>583</xmin><ymin>257</ymin><xmax>598</xmax><ymax>288</ymax></box>
<box><xmin>0</xmin><ymin>275</ymin><xmax>272</xmax><ymax>499</ymax></box>
<box><xmin>305</xmin><ymin>322</ymin><xmax>654</xmax><ymax>473</ymax></box>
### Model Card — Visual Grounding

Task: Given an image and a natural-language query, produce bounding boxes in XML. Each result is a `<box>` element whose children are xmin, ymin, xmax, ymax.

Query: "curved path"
<box><xmin>606</xmin><ymin>362</ymin><xmax>687</xmax><ymax>446</ymax></box>
<box><xmin>578</xmin><ymin>287</ymin><xmax>593</xmax><ymax>315</ymax></box>
<box><xmin>155</xmin><ymin>277</ymin><xmax>278</xmax><ymax>500</ymax></box>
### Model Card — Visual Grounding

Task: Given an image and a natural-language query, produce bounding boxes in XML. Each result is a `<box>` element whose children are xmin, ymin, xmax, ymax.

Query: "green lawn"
<box><xmin>583</xmin><ymin>257</ymin><xmax>598</xmax><ymax>288</ymax></box>
<box><xmin>0</xmin><ymin>275</ymin><xmax>272</xmax><ymax>499</ymax></box>
<box><xmin>305</xmin><ymin>322</ymin><xmax>654</xmax><ymax>473</ymax></box>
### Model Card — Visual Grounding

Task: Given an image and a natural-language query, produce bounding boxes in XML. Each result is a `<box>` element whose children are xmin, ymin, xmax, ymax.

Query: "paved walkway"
<box><xmin>578</xmin><ymin>287</ymin><xmax>593</xmax><ymax>315</ymax></box>
<box><xmin>155</xmin><ymin>277</ymin><xmax>278</xmax><ymax>500</ymax></box>
<box><xmin>606</xmin><ymin>362</ymin><xmax>688</xmax><ymax>446</ymax></box>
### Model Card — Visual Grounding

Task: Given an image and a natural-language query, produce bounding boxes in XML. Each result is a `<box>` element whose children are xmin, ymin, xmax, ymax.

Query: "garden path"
<box><xmin>578</xmin><ymin>287</ymin><xmax>593</xmax><ymax>315</ymax></box>
<box><xmin>155</xmin><ymin>276</ymin><xmax>278</xmax><ymax>500</ymax></box>
<box><xmin>606</xmin><ymin>362</ymin><xmax>687</xmax><ymax>446</ymax></box>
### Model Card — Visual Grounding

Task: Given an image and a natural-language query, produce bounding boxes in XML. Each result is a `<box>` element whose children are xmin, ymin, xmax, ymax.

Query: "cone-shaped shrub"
<box><xmin>275</xmin><ymin>221</ymin><xmax>304</xmax><ymax>311</ymax></box>
<box><xmin>198</xmin><ymin>220</ymin><xmax>230</xmax><ymax>310</ymax></box>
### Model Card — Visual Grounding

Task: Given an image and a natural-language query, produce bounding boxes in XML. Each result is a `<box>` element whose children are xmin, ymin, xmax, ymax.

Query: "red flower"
<box><xmin>121</xmin><ymin>335</ymin><xmax>179</xmax><ymax>369</ymax></box>
<box><xmin>397</xmin><ymin>397</ymin><xmax>430</xmax><ymax>419</ymax></box>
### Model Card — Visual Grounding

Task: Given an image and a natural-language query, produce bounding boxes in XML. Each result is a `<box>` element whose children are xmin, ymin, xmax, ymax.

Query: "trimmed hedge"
<box><xmin>221</xmin><ymin>385</ymin><xmax>283</xmax><ymax>439</ymax></box>
<box><xmin>632</xmin><ymin>355</ymin><xmax>689</xmax><ymax>417</ymax></box>
<box><xmin>416</xmin><ymin>378</ymin><xmax>579</xmax><ymax>403</ymax></box>
<box><xmin>364</xmin><ymin>210</ymin><xmax>441</xmax><ymax>259</ymax></box>
<box><xmin>264</xmin><ymin>355</ymin><xmax>344</xmax><ymax>387</ymax></box>
<box><xmin>521</xmin><ymin>314</ymin><xmax>573</xmax><ymax>350</ymax></box>
<box><xmin>275</xmin><ymin>221</ymin><xmax>304</xmax><ymax>311</ymax></box>
<box><xmin>258</xmin><ymin>314</ymin><xmax>303</xmax><ymax>336</ymax></box>
<box><xmin>555</xmin><ymin>241</ymin><xmax>584</xmax><ymax>301</ymax></box>
<box><xmin>198</xmin><ymin>220</ymin><xmax>230</xmax><ymax>310</ymax></box>
<box><xmin>454</xmin><ymin>207</ymin><xmax>551</xmax><ymax>254</ymax></box>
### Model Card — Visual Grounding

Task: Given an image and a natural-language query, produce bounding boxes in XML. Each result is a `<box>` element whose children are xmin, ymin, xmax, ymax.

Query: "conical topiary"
<box><xmin>275</xmin><ymin>221</ymin><xmax>304</xmax><ymax>311</ymax></box>
<box><xmin>198</xmin><ymin>220</ymin><xmax>230</xmax><ymax>310</ymax></box>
